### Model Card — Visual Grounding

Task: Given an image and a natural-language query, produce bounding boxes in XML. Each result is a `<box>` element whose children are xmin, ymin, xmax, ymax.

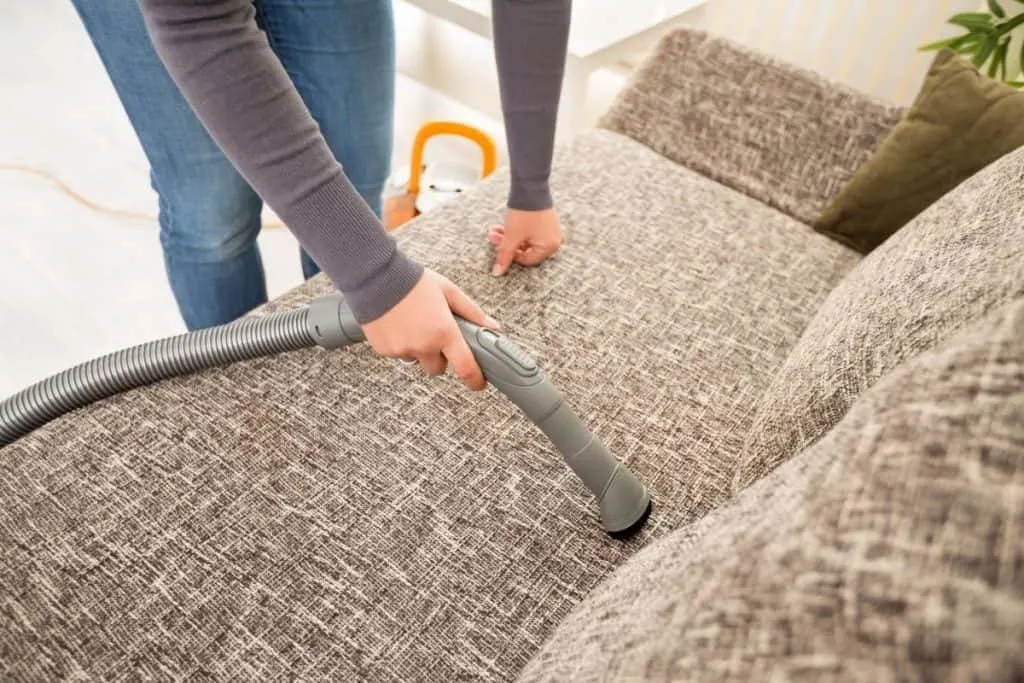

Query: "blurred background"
<box><xmin>0</xmin><ymin>0</ymin><xmax>994</xmax><ymax>395</ymax></box>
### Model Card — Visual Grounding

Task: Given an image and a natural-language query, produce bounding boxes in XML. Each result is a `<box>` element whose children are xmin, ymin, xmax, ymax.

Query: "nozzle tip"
<box><xmin>606</xmin><ymin>498</ymin><xmax>653</xmax><ymax>540</ymax></box>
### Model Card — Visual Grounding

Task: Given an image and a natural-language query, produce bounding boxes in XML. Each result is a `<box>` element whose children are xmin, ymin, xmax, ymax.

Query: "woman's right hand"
<box><xmin>361</xmin><ymin>269</ymin><xmax>499</xmax><ymax>391</ymax></box>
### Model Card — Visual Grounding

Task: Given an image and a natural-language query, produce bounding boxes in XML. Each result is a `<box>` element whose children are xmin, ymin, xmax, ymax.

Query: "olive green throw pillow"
<box><xmin>814</xmin><ymin>49</ymin><xmax>1024</xmax><ymax>253</ymax></box>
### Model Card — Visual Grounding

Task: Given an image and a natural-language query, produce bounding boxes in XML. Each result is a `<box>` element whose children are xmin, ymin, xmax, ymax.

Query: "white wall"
<box><xmin>393</xmin><ymin>0</ymin><xmax>982</xmax><ymax>135</ymax></box>
<box><xmin>684</xmin><ymin>0</ymin><xmax>991</xmax><ymax>103</ymax></box>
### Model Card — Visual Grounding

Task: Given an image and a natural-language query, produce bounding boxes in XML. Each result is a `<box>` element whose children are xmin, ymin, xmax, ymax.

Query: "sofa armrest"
<box><xmin>599</xmin><ymin>28</ymin><xmax>904</xmax><ymax>225</ymax></box>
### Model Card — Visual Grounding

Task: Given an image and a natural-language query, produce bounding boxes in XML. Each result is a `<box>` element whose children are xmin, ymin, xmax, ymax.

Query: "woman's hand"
<box><xmin>361</xmin><ymin>269</ymin><xmax>499</xmax><ymax>391</ymax></box>
<box><xmin>488</xmin><ymin>208</ymin><xmax>563</xmax><ymax>277</ymax></box>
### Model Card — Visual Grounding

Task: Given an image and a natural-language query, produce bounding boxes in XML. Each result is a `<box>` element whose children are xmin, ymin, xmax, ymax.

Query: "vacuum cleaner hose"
<box><xmin>1</xmin><ymin>294</ymin><xmax>651</xmax><ymax>538</ymax></box>
<box><xmin>0</xmin><ymin>309</ymin><xmax>314</xmax><ymax>446</ymax></box>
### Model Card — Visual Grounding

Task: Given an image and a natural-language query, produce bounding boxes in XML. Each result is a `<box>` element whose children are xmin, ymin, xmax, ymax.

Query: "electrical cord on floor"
<box><xmin>0</xmin><ymin>163</ymin><xmax>286</xmax><ymax>228</ymax></box>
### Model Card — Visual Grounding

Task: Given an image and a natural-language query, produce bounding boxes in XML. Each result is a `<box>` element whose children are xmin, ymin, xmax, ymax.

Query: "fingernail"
<box><xmin>491</xmin><ymin>264</ymin><xmax>502</xmax><ymax>277</ymax></box>
<box><xmin>485</xmin><ymin>315</ymin><xmax>501</xmax><ymax>329</ymax></box>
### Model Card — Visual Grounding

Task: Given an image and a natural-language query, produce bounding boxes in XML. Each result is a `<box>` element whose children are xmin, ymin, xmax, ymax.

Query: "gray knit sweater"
<box><xmin>137</xmin><ymin>0</ymin><xmax>571</xmax><ymax>323</ymax></box>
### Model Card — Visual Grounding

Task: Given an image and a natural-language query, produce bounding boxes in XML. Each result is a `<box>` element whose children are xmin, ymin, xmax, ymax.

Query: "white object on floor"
<box><xmin>415</xmin><ymin>159</ymin><xmax>482</xmax><ymax>213</ymax></box>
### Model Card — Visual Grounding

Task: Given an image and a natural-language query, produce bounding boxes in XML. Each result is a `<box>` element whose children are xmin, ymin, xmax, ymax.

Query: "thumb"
<box><xmin>491</xmin><ymin>228</ymin><xmax>521</xmax><ymax>277</ymax></box>
<box><xmin>443</xmin><ymin>278</ymin><xmax>500</xmax><ymax>330</ymax></box>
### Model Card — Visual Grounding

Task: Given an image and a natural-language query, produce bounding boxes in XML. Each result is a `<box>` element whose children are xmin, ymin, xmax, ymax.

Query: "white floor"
<box><xmin>0</xmin><ymin>0</ymin><xmax>513</xmax><ymax>397</ymax></box>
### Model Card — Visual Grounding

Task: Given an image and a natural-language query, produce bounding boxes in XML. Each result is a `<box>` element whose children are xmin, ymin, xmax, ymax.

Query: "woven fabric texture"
<box><xmin>0</xmin><ymin>129</ymin><xmax>855</xmax><ymax>680</ymax></box>
<box><xmin>599</xmin><ymin>27</ymin><xmax>904</xmax><ymax>227</ymax></box>
<box><xmin>735</xmin><ymin>144</ymin><xmax>1024</xmax><ymax>494</ymax></box>
<box><xmin>518</xmin><ymin>296</ymin><xmax>1024</xmax><ymax>682</ymax></box>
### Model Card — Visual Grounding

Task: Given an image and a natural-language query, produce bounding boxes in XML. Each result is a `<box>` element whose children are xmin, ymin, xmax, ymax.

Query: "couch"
<box><xmin>2</xmin><ymin>27</ymin><xmax>1022</xmax><ymax>681</ymax></box>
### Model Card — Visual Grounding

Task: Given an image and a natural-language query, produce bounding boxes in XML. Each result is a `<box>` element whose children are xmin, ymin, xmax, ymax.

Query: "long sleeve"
<box><xmin>491</xmin><ymin>0</ymin><xmax>572</xmax><ymax>211</ymax></box>
<box><xmin>135</xmin><ymin>0</ymin><xmax>422</xmax><ymax>324</ymax></box>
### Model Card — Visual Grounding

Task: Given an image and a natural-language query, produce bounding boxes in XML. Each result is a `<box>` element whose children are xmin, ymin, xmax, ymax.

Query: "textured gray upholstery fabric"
<box><xmin>599</xmin><ymin>27</ymin><xmax>904</xmax><ymax>226</ymax></box>
<box><xmin>735</xmin><ymin>145</ymin><xmax>1024</xmax><ymax>494</ymax></box>
<box><xmin>518</xmin><ymin>296</ymin><xmax>1024</xmax><ymax>682</ymax></box>
<box><xmin>0</xmin><ymin>130</ymin><xmax>856</xmax><ymax>680</ymax></box>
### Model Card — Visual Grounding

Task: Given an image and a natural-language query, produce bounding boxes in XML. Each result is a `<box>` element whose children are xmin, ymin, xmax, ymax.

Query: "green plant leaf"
<box><xmin>974</xmin><ymin>34</ymin><xmax>998</xmax><ymax>66</ymax></box>
<box><xmin>995</xmin><ymin>11</ymin><xmax>1024</xmax><ymax>33</ymax></box>
<box><xmin>989</xmin><ymin>0</ymin><xmax>1006</xmax><ymax>17</ymax></box>
<box><xmin>989</xmin><ymin>38</ymin><xmax>1008</xmax><ymax>77</ymax></box>
<box><xmin>919</xmin><ymin>35</ymin><xmax>961</xmax><ymax>50</ymax></box>
<box><xmin>959</xmin><ymin>34</ymin><xmax>986</xmax><ymax>56</ymax></box>
<box><xmin>921</xmin><ymin>30</ymin><xmax>983</xmax><ymax>51</ymax></box>
<box><xmin>950</xmin><ymin>11</ymin><xmax>995</xmax><ymax>30</ymax></box>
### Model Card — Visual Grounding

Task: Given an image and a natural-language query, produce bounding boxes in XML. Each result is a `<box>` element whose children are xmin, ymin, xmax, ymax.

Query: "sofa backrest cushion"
<box><xmin>516</xmin><ymin>297</ymin><xmax>1024</xmax><ymax>682</ymax></box>
<box><xmin>733</xmin><ymin>144</ymin><xmax>1024</xmax><ymax>494</ymax></box>
<box><xmin>598</xmin><ymin>28</ymin><xmax>903</xmax><ymax>226</ymax></box>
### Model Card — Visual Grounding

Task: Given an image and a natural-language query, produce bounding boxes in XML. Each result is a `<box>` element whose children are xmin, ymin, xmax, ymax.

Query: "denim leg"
<box><xmin>254</xmin><ymin>0</ymin><xmax>396</xmax><ymax>281</ymax></box>
<box><xmin>71</xmin><ymin>0</ymin><xmax>268</xmax><ymax>331</ymax></box>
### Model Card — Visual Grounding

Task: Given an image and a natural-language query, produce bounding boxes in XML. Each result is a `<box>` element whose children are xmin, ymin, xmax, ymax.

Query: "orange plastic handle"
<box><xmin>407</xmin><ymin>121</ymin><xmax>497</xmax><ymax>195</ymax></box>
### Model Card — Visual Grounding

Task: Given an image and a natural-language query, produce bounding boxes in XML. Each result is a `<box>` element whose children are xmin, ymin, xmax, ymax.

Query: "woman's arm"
<box><xmin>136</xmin><ymin>0</ymin><xmax>422</xmax><ymax>325</ymax></box>
<box><xmin>491</xmin><ymin>0</ymin><xmax>572</xmax><ymax>212</ymax></box>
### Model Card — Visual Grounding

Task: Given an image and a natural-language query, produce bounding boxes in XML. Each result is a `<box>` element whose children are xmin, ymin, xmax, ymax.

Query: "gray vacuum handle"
<box><xmin>307</xmin><ymin>293</ymin><xmax>652</xmax><ymax>537</ymax></box>
<box><xmin>453</xmin><ymin>318</ymin><xmax>652</xmax><ymax>537</ymax></box>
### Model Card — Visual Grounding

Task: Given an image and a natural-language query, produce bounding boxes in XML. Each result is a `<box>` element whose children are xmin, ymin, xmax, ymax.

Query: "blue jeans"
<box><xmin>71</xmin><ymin>0</ymin><xmax>395</xmax><ymax>330</ymax></box>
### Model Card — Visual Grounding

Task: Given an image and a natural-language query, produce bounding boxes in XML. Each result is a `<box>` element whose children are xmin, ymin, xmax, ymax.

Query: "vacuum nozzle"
<box><xmin>308</xmin><ymin>293</ymin><xmax>653</xmax><ymax>538</ymax></box>
<box><xmin>454</xmin><ymin>317</ymin><xmax>652</xmax><ymax>538</ymax></box>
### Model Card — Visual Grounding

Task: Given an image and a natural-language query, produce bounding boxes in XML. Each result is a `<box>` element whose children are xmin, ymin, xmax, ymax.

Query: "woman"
<box><xmin>71</xmin><ymin>0</ymin><xmax>570</xmax><ymax>391</ymax></box>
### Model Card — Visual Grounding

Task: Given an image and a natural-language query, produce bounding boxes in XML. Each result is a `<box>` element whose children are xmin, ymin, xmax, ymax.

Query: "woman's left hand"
<box><xmin>488</xmin><ymin>207</ymin><xmax>563</xmax><ymax>277</ymax></box>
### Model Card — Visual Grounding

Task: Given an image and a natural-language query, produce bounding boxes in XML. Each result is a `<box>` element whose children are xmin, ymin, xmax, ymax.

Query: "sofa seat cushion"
<box><xmin>0</xmin><ymin>130</ymin><xmax>856</xmax><ymax>680</ymax></box>
<box><xmin>736</xmin><ymin>144</ymin><xmax>1024</xmax><ymax>494</ymax></box>
<box><xmin>518</xmin><ymin>297</ymin><xmax>1024</xmax><ymax>682</ymax></box>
